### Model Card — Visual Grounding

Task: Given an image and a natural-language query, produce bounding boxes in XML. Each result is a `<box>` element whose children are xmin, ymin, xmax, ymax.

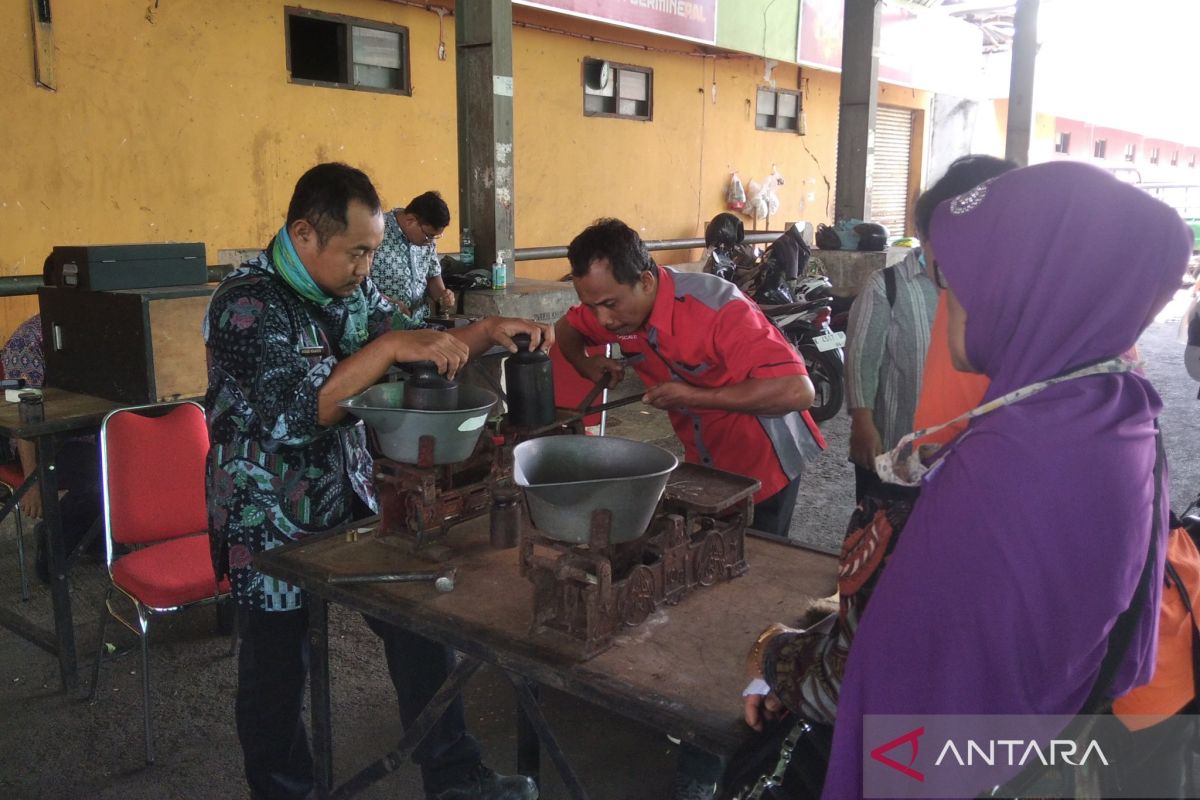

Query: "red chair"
<box><xmin>0</xmin><ymin>360</ymin><xmax>36</xmax><ymax>601</ymax></box>
<box><xmin>88</xmin><ymin>401</ymin><xmax>231</xmax><ymax>764</ymax></box>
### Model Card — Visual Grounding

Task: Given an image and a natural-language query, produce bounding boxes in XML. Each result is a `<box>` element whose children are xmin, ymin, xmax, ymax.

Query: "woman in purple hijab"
<box><xmin>821</xmin><ymin>161</ymin><xmax>1193</xmax><ymax>799</ymax></box>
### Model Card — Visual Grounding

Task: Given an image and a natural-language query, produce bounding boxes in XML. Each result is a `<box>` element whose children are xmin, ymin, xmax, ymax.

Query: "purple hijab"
<box><xmin>822</xmin><ymin>162</ymin><xmax>1194</xmax><ymax>799</ymax></box>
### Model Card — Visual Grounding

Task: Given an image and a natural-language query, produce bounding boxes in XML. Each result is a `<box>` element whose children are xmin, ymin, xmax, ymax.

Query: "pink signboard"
<box><xmin>799</xmin><ymin>0</ymin><xmax>983</xmax><ymax>96</ymax></box>
<box><xmin>514</xmin><ymin>0</ymin><xmax>718</xmax><ymax>45</ymax></box>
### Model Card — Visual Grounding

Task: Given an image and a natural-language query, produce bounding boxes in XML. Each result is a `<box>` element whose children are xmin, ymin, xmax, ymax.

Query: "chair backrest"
<box><xmin>101</xmin><ymin>402</ymin><xmax>209</xmax><ymax>548</ymax></box>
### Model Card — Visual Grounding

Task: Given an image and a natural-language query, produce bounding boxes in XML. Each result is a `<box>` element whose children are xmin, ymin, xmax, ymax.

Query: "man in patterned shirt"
<box><xmin>205</xmin><ymin>163</ymin><xmax>546</xmax><ymax>800</ymax></box>
<box><xmin>371</xmin><ymin>190</ymin><xmax>456</xmax><ymax>323</ymax></box>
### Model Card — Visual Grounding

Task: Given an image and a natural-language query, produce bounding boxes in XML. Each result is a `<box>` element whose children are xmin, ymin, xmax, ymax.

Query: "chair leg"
<box><xmin>87</xmin><ymin>586</ymin><xmax>113</xmax><ymax>701</ymax></box>
<box><xmin>139</xmin><ymin>616</ymin><xmax>154</xmax><ymax>765</ymax></box>
<box><xmin>13</xmin><ymin>509</ymin><xmax>28</xmax><ymax>602</ymax></box>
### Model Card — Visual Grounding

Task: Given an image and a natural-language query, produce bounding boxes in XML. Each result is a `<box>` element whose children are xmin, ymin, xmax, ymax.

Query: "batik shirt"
<box><xmin>370</xmin><ymin>208</ymin><xmax>441</xmax><ymax>323</ymax></box>
<box><xmin>204</xmin><ymin>249</ymin><xmax>417</xmax><ymax>611</ymax></box>
<box><xmin>2</xmin><ymin>315</ymin><xmax>46</xmax><ymax>389</ymax></box>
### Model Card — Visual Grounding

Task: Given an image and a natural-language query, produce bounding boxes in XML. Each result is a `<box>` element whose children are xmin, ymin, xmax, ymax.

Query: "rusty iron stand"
<box><xmin>519</xmin><ymin>463</ymin><xmax>758</xmax><ymax>659</ymax></box>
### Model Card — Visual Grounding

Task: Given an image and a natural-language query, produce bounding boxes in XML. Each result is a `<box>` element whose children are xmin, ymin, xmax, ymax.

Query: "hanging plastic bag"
<box><xmin>745</xmin><ymin>167</ymin><xmax>784</xmax><ymax>221</ymax></box>
<box><xmin>726</xmin><ymin>171</ymin><xmax>746</xmax><ymax>211</ymax></box>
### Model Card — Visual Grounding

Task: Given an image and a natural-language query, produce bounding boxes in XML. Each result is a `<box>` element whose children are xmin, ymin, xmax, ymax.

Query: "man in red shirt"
<box><xmin>555</xmin><ymin>218</ymin><xmax>824</xmax><ymax>539</ymax></box>
<box><xmin>555</xmin><ymin>218</ymin><xmax>824</xmax><ymax>800</ymax></box>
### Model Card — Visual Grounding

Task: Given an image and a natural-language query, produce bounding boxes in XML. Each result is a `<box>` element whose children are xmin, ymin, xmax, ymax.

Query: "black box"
<box><xmin>44</xmin><ymin>242</ymin><xmax>207</xmax><ymax>291</ymax></box>
<box><xmin>39</xmin><ymin>285</ymin><xmax>214</xmax><ymax>403</ymax></box>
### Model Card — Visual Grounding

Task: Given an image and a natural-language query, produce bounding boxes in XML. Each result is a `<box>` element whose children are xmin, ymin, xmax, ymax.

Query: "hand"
<box><xmin>744</xmin><ymin>691</ymin><xmax>785</xmax><ymax>732</ymax></box>
<box><xmin>22</xmin><ymin>488</ymin><xmax>42</xmax><ymax>521</ymax></box>
<box><xmin>435</xmin><ymin>287</ymin><xmax>456</xmax><ymax>309</ymax></box>
<box><xmin>485</xmin><ymin>317</ymin><xmax>554</xmax><ymax>353</ymax></box>
<box><xmin>579</xmin><ymin>356</ymin><xmax>626</xmax><ymax>388</ymax></box>
<box><xmin>390</xmin><ymin>329</ymin><xmax>471</xmax><ymax>379</ymax></box>
<box><xmin>849</xmin><ymin>413</ymin><xmax>884</xmax><ymax>469</ymax></box>
<box><xmin>642</xmin><ymin>381</ymin><xmax>697</xmax><ymax>410</ymax></box>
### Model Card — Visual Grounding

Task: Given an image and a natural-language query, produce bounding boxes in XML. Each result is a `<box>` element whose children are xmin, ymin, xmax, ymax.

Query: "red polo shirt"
<box><xmin>564</xmin><ymin>268</ymin><xmax>825</xmax><ymax>501</ymax></box>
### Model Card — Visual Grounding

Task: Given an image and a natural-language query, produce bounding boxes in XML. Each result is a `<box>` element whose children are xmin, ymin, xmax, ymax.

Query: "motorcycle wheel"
<box><xmin>797</xmin><ymin>343</ymin><xmax>844</xmax><ymax>423</ymax></box>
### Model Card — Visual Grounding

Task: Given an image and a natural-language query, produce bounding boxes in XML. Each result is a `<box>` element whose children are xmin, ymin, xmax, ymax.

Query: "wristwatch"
<box><xmin>744</xmin><ymin>622</ymin><xmax>792</xmax><ymax>679</ymax></box>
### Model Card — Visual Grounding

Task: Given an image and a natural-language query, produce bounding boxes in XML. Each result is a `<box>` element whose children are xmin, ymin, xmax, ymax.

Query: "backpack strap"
<box><xmin>1079</xmin><ymin>423</ymin><xmax>1165</xmax><ymax>714</ymax></box>
<box><xmin>882</xmin><ymin>265</ymin><xmax>897</xmax><ymax>309</ymax></box>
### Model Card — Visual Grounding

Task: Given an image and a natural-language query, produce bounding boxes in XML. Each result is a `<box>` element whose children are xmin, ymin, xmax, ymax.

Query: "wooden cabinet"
<box><xmin>39</xmin><ymin>285</ymin><xmax>214</xmax><ymax>404</ymax></box>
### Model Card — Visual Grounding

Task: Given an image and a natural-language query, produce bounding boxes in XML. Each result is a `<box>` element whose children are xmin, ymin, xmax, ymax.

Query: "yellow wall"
<box><xmin>1</xmin><ymin>0</ymin><xmax>459</xmax><ymax>336</ymax></box>
<box><xmin>1</xmin><ymin>1</ymin><xmax>932</xmax><ymax>326</ymax></box>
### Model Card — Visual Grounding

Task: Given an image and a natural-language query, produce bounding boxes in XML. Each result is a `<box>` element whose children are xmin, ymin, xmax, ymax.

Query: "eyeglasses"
<box><xmin>418</xmin><ymin>225</ymin><xmax>443</xmax><ymax>243</ymax></box>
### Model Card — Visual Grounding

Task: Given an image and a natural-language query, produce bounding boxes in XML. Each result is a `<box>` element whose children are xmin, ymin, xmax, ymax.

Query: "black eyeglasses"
<box><xmin>418</xmin><ymin>225</ymin><xmax>443</xmax><ymax>243</ymax></box>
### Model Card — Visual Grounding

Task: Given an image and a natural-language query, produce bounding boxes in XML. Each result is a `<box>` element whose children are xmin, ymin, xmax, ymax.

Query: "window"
<box><xmin>1054</xmin><ymin>132</ymin><xmax>1070</xmax><ymax>154</ymax></box>
<box><xmin>1172</xmin><ymin>151</ymin><xmax>1180</xmax><ymax>166</ymax></box>
<box><xmin>1150</xmin><ymin>147</ymin><xmax>1160</xmax><ymax>165</ymax></box>
<box><xmin>755</xmin><ymin>88</ymin><xmax>802</xmax><ymax>133</ymax></box>
<box><xmin>1124</xmin><ymin>143</ymin><xmax>1136</xmax><ymax>162</ymax></box>
<box><xmin>583</xmin><ymin>58</ymin><xmax>652</xmax><ymax>120</ymax></box>
<box><xmin>1094</xmin><ymin>139</ymin><xmax>1107</xmax><ymax>159</ymax></box>
<box><xmin>286</xmin><ymin>8</ymin><xmax>410</xmax><ymax>95</ymax></box>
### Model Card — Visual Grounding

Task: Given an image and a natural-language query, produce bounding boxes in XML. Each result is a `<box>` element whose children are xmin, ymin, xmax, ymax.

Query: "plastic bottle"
<box><xmin>492</xmin><ymin>251</ymin><xmax>507</xmax><ymax>290</ymax></box>
<box><xmin>459</xmin><ymin>227</ymin><xmax>475</xmax><ymax>268</ymax></box>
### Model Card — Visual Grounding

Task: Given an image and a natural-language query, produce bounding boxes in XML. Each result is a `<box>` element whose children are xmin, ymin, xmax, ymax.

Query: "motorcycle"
<box><xmin>760</xmin><ymin>297</ymin><xmax>845</xmax><ymax>423</ymax></box>
<box><xmin>703</xmin><ymin>214</ymin><xmax>846</xmax><ymax>422</ymax></box>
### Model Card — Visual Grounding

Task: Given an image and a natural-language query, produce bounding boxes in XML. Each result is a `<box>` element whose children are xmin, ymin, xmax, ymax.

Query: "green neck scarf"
<box><xmin>272</xmin><ymin>225</ymin><xmax>331</xmax><ymax>306</ymax></box>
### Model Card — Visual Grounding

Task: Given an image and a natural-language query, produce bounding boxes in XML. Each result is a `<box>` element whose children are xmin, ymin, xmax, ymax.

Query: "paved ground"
<box><xmin>1</xmin><ymin>295</ymin><xmax>1197</xmax><ymax>799</ymax></box>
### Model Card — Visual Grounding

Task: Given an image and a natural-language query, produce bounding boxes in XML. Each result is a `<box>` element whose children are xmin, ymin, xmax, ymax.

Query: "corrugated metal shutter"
<box><xmin>871</xmin><ymin>107</ymin><xmax>915</xmax><ymax>236</ymax></box>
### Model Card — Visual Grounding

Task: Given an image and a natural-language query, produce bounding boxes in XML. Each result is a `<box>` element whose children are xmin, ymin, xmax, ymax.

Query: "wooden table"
<box><xmin>255</xmin><ymin>517</ymin><xmax>837</xmax><ymax>799</ymax></box>
<box><xmin>0</xmin><ymin>388</ymin><xmax>125</xmax><ymax>693</ymax></box>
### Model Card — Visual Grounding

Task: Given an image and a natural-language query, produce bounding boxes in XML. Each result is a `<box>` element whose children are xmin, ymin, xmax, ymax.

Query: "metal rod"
<box><xmin>0</xmin><ymin>233</ymin><xmax>787</xmax><ymax>298</ymax></box>
<box><xmin>505</xmin><ymin>672</ymin><xmax>592</xmax><ymax>800</ymax></box>
<box><xmin>327</xmin><ymin>570</ymin><xmax>456</xmax><ymax>592</ymax></box>
<box><xmin>330</xmin><ymin>657</ymin><xmax>484</xmax><ymax>800</ymax></box>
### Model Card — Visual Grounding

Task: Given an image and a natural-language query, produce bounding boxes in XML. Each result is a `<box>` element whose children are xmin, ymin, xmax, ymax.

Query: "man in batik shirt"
<box><xmin>206</xmin><ymin>162</ymin><xmax>547</xmax><ymax>800</ymax></box>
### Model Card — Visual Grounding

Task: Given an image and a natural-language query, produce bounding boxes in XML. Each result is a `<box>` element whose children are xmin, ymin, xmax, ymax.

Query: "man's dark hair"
<box><xmin>914</xmin><ymin>155</ymin><xmax>1019</xmax><ymax>239</ymax></box>
<box><xmin>286</xmin><ymin>163</ymin><xmax>382</xmax><ymax>246</ymax></box>
<box><xmin>567</xmin><ymin>218</ymin><xmax>656</xmax><ymax>286</ymax></box>
<box><xmin>406</xmin><ymin>190</ymin><xmax>451</xmax><ymax>230</ymax></box>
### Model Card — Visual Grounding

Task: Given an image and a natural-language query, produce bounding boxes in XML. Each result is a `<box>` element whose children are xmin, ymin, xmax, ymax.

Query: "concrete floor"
<box><xmin>2</xmin><ymin>293</ymin><xmax>1199</xmax><ymax>799</ymax></box>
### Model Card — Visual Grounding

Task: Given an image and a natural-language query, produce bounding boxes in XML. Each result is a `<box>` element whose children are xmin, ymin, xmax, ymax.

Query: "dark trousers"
<box><xmin>752</xmin><ymin>472</ymin><xmax>803</xmax><ymax>538</ymax></box>
<box><xmin>236</xmin><ymin>605</ymin><xmax>482</xmax><ymax>800</ymax></box>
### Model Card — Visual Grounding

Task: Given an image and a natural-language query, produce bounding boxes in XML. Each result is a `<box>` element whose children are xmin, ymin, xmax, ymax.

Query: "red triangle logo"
<box><xmin>869</xmin><ymin>726</ymin><xmax>926</xmax><ymax>782</ymax></box>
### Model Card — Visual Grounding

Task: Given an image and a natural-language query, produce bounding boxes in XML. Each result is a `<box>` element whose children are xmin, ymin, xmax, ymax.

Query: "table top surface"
<box><xmin>255</xmin><ymin>517</ymin><xmax>837</xmax><ymax>755</ymax></box>
<box><xmin>0</xmin><ymin>388</ymin><xmax>127</xmax><ymax>439</ymax></box>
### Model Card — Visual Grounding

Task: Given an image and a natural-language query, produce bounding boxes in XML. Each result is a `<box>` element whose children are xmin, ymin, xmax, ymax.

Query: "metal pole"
<box><xmin>834</xmin><ymin>0</ymin><xmax>882</xmax><ymax>223</ymax></box>
<box><xmin>1005</xmin><ymin>0</ymin><xmax>1039</xmax><ymax>166</ymax></box>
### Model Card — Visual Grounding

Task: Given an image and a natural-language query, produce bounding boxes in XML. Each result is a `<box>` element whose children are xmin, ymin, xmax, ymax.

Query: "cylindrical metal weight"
<box><xmin>504</xmin><ymin>334</ymin><xmax>555</xmax><ymax>429</ymax></box>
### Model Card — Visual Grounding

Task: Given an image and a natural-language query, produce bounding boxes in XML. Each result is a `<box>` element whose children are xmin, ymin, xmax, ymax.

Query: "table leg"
<box><xmin>310</xmin><ymin>597</ymin><xmax>334</xmax><ymax>799</ymax></box>
<box><xmin>516</xmin><ymin>682</ymin><xmax>541</xmax><ymax>787</ymax></box>
<box><xmin>505</xmin><ymin>673</ymin><xmax>591</xmax><ymax>800</ymax></box>
<box><xmin>331</xmin><ymin>656</ymin><xmax>483</xmax><ymax>800</ymax></box>
<box><xmin>36</xmin><ymin>435</ymin><xmax>76</xmax><ymax>694</ymax></box>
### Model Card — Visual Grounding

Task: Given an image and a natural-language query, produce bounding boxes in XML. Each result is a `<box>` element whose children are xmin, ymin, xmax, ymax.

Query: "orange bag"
<box><xmin>1113</xmin><ymin>527</ymin><xmax>1200</xmax><ymax>730</ymax></box>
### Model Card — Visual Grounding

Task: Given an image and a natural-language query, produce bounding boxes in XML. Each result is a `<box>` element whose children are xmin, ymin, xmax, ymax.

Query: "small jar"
<box><xmin>489</xmin><ymin>490</ymin><xmax>522</xmax><ymax>549</ymax></box>
<box><xmin>18</xmin><ymin>391</ymin><xmax>44</xmax><ymax>424</ymax></box>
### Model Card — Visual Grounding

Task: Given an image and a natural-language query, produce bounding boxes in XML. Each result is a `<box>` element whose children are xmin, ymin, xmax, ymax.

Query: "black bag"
<box><xmin>719</xmin><ymin>716</ymin><xmax>833</xmax><ymax>800</ymax></box>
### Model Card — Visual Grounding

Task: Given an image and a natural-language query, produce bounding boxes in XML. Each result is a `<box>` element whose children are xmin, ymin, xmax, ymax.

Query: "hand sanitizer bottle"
<box><xmin>459</xmin><ymin>227</ymin><xmax>475</xmax><ymax>268</ymax></box>
<box><xmin>492</xmin><ymin>251</ymin><xmax>507</xmax><ymax>290</ymax></box>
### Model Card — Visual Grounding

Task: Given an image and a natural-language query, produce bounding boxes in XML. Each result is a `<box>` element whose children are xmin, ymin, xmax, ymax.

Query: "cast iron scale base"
<box><xmin>519</xmin><ymin>462</ymin><xmax>759</xmax><ymax>660</ymax></box>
